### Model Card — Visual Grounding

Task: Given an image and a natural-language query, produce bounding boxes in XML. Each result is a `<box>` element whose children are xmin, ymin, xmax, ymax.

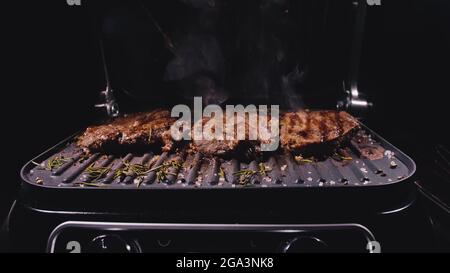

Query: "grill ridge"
<box><xmin>24</xmin><ymin>129</ymin><xmax>414</xmax><ymax>189</ymax></box>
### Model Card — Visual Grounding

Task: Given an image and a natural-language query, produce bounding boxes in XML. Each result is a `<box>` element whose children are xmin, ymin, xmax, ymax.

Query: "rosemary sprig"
<box><xmin>234</xmin><ymin>170</ymin><xmax>257</xmax><ymax>185</ymax></box>
<box><xmin>156</xmin><ymin>170</ymin><xmax>165</xmax><ymax>182</ymax></box>
<box><xmin>332</xmin><ymin>153</ymin><xmax>353</xmax><ymax>162</ymax></box>
<box><xmin>112</xmin><ymin>160</ymin><xmax>182</xmax><ymax>185</ymax></box>
<box><xmin>149</xmin><ymin>160</ymin><xmax>182</xmax><ymax>172</ymax></box>
<box><xmin>234</xmin><ymin>164</ymin><xmax>272</xmax><ymax>185</ymax></box>
<box><xmin>46</xmin><ymin>155</ymin><xmax>71</xmax><ymax>170</ymax></box>
<box><xmin>114</xmin><ymin>161</ymin><xmax>151</xmax><ymax>180</ymax></box>
<box><xmin>294</xmin><ymin>155</ymin><xmax>314</xmax><ymax>164</ymax></box>
<box><xmin>84</xmin><ymin>163</ymin><xmax>111</xmax><ymax>182</ymax></box>
<box><xmin>153</xmin><ymin>160</ymin><xmax>182</xmax><ymax>183</ymax></box>
<box><xmin>258</xmin><ymin>162</ymin><xmax>272</xmax><ymax>176</ymax></box>
<box><xmin>124</xmin><ymin>161</ymin><xmax>151</xmax><ymax>176</ymax></box>
<box><xmin>219</xmin><ymin>167</ymin><xmax>225</xmax><ymax>179</ymax></box>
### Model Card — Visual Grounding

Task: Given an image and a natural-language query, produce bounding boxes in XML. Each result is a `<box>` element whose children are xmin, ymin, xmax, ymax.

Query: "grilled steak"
<box><xmin>77</xmin><ymin>109</ymin><xmax>175</xmax><ymax>153</ymax></box>
<box><xmin>78</xmin><ymin>109</ymin><xmax>359</xmax><ymax>156</ymax></box>
<box><xmin>190</xmin><ymin>110</ymin><xmax>358</xmax><ymax>156</ymax></box>
<box><xmin>189</xmin><ymin>114</ymin><xmax>262</xmax><ymax>155</ymax></box>
<box><xmin>189</xmin><ymin>112</ymin><xmax>279</xmax><ymax>156</ymax></box>
<box><xmin>280</xmin><ymin>110</ymin><xmax>359</xmax><ymax>152</ymax></box>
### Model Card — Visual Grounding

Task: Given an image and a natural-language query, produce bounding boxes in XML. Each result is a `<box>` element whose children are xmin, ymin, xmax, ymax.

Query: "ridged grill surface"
<box><xmin>24</xmin><ymin>130</ymin><xmax>413</xmax><ymax>189</ymax></box>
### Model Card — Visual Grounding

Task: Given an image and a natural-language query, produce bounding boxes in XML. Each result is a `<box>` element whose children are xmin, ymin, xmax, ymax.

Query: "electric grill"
<box><xmin>5</xmin><ymin>0</ymin><xmax>432</xmax><ymax>253</ymax></box>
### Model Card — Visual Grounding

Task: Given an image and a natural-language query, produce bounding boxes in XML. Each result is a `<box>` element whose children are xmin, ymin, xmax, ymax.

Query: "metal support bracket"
<box><xmin>337</xmin><ymin>0</ymin><xmax>373</xmax><ymax>115</ymax></box>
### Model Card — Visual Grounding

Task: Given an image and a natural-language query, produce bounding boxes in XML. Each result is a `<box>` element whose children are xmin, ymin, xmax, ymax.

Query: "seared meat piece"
<box><xmin>280</xmin><ymin>110</ymin><xmax>359</xmax><ymax>152</ymax></box>
<box><xmin>191</xmin><ymin>110</ymin><xmax>358</xmax><ymax>156</ymax></box>
<box><xmin>119</xmin><ymin>110</ymin><xmax>175</xmax><ymax>150</ymax></box>
<box><xmin>77</xmin><ymin>109</ymin><xmax>176</xmax><ymax>152</ymax></box>
<box><xmin>190</xmin><ymin>116</ymin><xmax>248</xmax><ymax>155</ymax></box>
<box><xmin>78</xmin><ymin>109</ymin><xmax>358</xmax><ymax>156</ymax></box>
<box><xmin>190</xmin><ymin>113</ymin><xmax>278</xmax><ymax>156</ymax></box>
<box><xmin>191</xmin><ymin>135</ymin><xmax>241</xmax><ymax>156</ymax></box>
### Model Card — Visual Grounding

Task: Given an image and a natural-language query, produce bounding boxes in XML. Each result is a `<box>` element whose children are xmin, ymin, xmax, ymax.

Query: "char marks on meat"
<box><xmin>189</xmin><ymin>114</ymin><xmax>270</xmax><ymax>156</ymax></box>
<box><xmin>280</xmin><ymin>110</ymin><xmax>359</xmax><ymax>152</ymax></box>
<box><xmin>78</xmin><ymin>109</ymin><xmax>359</xmax><ymax>156</ymax></box>
<box><xmin>77</xmin><ymin>109</ymin><xmax>175</xmax><ymax>153</ymax></box>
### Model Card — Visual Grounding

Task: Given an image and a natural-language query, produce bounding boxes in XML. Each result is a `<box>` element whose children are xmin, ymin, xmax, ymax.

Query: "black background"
<box><xmin>1</xmin><ymin>0</ymin><xmax>449</xmax><ymax>221</ymax></box>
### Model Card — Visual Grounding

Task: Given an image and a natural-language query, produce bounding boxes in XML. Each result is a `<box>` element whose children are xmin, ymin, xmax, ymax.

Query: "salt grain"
<box><xmin>384</xmin><ymin>150</ymin><xmax>395</xmax><ymax>159</ymax></box>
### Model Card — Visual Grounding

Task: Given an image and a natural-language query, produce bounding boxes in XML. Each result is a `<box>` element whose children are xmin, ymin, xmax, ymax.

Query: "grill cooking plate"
<box><xmin>22</xmin><ymin>126</ymin><xmax>415</xmax><ymax>190</ymax></box>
